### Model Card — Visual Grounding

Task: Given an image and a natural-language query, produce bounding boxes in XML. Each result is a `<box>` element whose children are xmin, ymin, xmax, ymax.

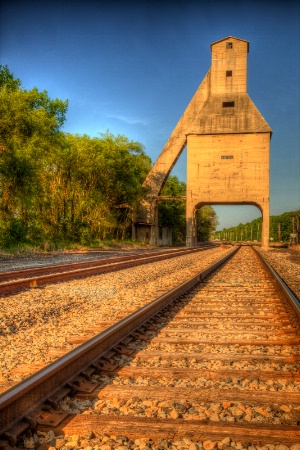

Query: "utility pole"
<box><xmin>290</xmin><ymin>216</ymin><xmax>297</xmax><ymax>246</ymax></box>
<box><xmin>293</xmin><ymin>217</ymin><xmax>295</xmax><ymax>234</ymax></box>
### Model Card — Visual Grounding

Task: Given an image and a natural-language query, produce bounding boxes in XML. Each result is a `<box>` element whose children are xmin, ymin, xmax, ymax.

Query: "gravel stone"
<box><xmin>6</xmin><ymin>245</ymin><xmax>300</xmax><ymax>449</ymax></box>
<box><xmin>0</xmin><ymin>247</ymin><xmax>231</xmax><ymax>385</ymax></box>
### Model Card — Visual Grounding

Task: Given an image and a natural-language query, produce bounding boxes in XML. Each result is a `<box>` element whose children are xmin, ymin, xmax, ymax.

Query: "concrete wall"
<box><xmin>210</xmin><ymin>37</ymin><xmax>248</xmax><ymax>94</ymax></box>
<box><xmin>186</xmin><ymin>133</ymin><xmax>270</xmax><ymax>205</ymax></box>
<box><xmin>186</xmin><ymin>132</ymin><xmax>270</xmax><ymax>247</ymax></box>
<box><xmin>133</xmin><ymin>224</ymin><xmax>151</xmax><ymax>244</ymax></box>
<box><xmin>132</xmin><ymin>224</ymin><xmax>172</xmax><ymax>246</ymax></box>
<box><xmin>157</xmin><ymin>227</ymin><xmax>172</xmax><ymax>246</ymax></box>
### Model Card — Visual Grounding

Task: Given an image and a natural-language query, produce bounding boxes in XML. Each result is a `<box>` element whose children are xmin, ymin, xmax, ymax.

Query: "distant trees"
<box><xmin>269</xmin><ymin>211</ymin><xmax>299</xmax><ymax>243</ymax></box>
<box><xmin>196</xmin><ymin>206</ymin><xmax>219</xmax><ymax>242</ymax></box>
<box><xmin>158</xmin><ymin>176</ymin><xmax>186</xmax><ymax>243</ymax></box>
<box><xmin>158</xmin><ymin>176</ymin><xmax>218</xmax><ymax>243</ymax></box>
<box><xmin>212</xmin><ymin>211</ymin><xmax>300</xmax><ymax>243</ymax></box>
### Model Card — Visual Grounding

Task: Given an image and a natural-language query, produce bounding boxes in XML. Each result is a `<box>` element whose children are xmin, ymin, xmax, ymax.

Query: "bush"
<box><xmin>0</xmin><ymin>218</ymin><xmax>28</xmax><ymax>248</ymax></box>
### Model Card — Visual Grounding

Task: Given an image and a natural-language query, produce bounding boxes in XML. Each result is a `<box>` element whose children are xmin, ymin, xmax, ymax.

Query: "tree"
<box><xmin>196</xmin><ymin>206</ymin><xmax>219</xmax><ymax>242</ymax></box>
<box><xmin>213</xmin><ymin>210</ymin><xmax>300</xmax><ymax>243</ymax></box>
<box><xmin>0</xmin><ymin>65</ymin><xmax>68</xmax><ymax>246</ymax></box>
<box><xmin>0</xmin><ymin>65</ymin><xmax>21</xmax><ymax>91</ymax></box>
<box><xmin>158</xmin><ymin>177</ymin><xmax>218</xmax><ymax>243</ymax></box>
<box><xmin>37</xmin><ymin>132</ymin><xmax>152</xmax><ymax>244</ymax></box>
<box><xmin>158</xmin><ymin>176</ymin><xmax>186</xmax><ymax>243</ymax></box>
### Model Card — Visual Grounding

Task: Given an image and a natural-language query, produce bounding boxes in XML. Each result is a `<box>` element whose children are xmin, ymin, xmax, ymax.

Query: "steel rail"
<box><xmin>0</xmin><ymin>245</ymin><xmax>215</xmax><ymax>296</ymax></box>
<box><xmin>252</xmin><ymin>246</ymin><xmax>300</xmax><ymax>316</ymax></box>
<box><xmin>0</xmin><ymin>247</ymin><xmax>197</xmax><ymax>281</ymax></box>
<box><xmin>0</xmin><ymin>245</ymin><xmax>238</xmax><ymax>443</ymax></box>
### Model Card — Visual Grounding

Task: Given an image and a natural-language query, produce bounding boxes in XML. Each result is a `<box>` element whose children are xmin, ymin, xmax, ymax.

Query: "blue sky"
<box><xmin>1</xmin><ymin>0</ymin><xmax>299</xmax><ymax>230</ymax></box>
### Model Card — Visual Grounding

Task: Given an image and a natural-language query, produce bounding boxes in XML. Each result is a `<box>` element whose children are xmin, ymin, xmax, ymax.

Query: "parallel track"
<box><xmin>1</xmin><ymin>246</ymin><xmax>300</xmax><ymax>448</ymax></box>
<box><xmin>0</xmin><ymin>245</ymin><xmax>214</xmax><ymax>296</ymax></box>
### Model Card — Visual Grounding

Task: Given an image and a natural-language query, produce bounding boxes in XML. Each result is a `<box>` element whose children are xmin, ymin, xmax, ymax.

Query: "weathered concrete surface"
<box><xmin>134</xmin><ymin>36</ymin><xmax>272</xmax><ymax>247</ymax></box>
<box><xmin>186</xmin><ymin>132</ymin><xmax>270</xmax><ymax>247</ymax></box>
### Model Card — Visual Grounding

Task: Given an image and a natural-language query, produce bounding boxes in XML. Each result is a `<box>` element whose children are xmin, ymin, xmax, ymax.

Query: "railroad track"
<box><xmin>0</xmin><ymin>245</ymin><xmax>215</xmax><ymax>296</ymax></box>
<box><xmin>1</xmin><ymin>246</ymin><xmax>300</xmax><ymax>448</ymax></box>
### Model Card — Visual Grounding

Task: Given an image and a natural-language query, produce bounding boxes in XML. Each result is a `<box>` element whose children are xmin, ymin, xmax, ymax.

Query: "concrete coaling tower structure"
<box><xmin>133</xmin><ymin>36</ymin><xmax>272</xmax><ymax>247</ymax></box>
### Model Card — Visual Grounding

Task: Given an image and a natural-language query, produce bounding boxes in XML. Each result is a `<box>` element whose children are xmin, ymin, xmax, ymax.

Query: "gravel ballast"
<box><xmin>1</xmin><ymin>244</ymin><xmax>300</xmax><ymax>450</ymax></box>
<box><xmin>257</xmin><ymin>246</ymin><xmax>300</xmax><ymax>299</ymax></box>
<box><xmin>0</xmin><ymin>246</ymin><xmax>231</xmax><ymax>385</ymax></box>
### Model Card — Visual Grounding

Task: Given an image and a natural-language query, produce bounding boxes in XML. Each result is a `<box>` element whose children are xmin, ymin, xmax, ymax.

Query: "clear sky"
<box><xmin>1</xmin><ymin>0</ymin><xmax>299</xmax><ymax>230</ymax></box>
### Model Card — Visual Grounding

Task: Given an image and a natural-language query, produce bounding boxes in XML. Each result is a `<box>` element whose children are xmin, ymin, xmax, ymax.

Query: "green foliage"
<box><xmin>212</xmin><ymin>210</ymin><xmax>300</xmax><ymax>243</ymax></box>
<box><xmin>158</xmin><ymin>177</ymin><xmax>218</xmax><ymax>243</ymax></box>
<box><xmin>0</xmin><ymin>66</ymin><xmax>152</xmax><ymax>249</ymax></box>
<box><xmin>158</xmin><ymin>176</ymin><xmax>186</xmax><ymax>243</ymax></box>
<box><xmin>269</xmin><ymin>211</ymin><xmax>299</xmax><ymax>242</ymax></box>
<box><xmin>0</xmin><ymin>65</ymin><xmax>21</xmax><ymax>91</ymax></box>
<box><xmin>196</xmin><ymin>206</ymin><xmax>219</xmax><ymax>242</ymax></box>
<box><xmin>0</xmin><ymin>218</ymin><xmax>28</xmax><ymax>248</ymax></box>
<box><xmin>41</xmin><ymin>132</ymin><xmax>151</xmax><ymax>243</ymax></box>
<box><xmin>0</xmin><ymin>65</ymin><xmax>221</xmax><ymax>249</ymax></box>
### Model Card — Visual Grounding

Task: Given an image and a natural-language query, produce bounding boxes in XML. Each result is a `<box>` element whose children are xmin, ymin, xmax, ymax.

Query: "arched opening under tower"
<box><xmin>191</xmin><ymin>203</ymin><xmax>264</xmax><ymax>245</ymax></box>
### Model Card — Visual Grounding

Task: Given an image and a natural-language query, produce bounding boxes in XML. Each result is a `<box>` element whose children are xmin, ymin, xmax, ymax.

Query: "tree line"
<box><xmin>0</xmin><ymin>65</ymin><xmax>219</xmax><ymax>250</ymax></box>
<box><xmin>0</xmin><ymin>65</ymin><xmax>152</xmax><ymax>249</ymax></box>
<box><xmin>211</xmin><ymin>210</ymin><xmax>300</xmax><ymax>243</ymax></box>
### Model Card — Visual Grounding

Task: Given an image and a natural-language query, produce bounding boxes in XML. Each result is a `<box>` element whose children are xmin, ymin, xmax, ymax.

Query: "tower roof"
<box><xmin>193</xmin><ymin>92</ymin><xmax>272</xmax><ymax>135</ymax></box>
<box><xmin>210</xmin><ymin>36</ymin><xmax>249</xmax><ymax>52</ymax></box>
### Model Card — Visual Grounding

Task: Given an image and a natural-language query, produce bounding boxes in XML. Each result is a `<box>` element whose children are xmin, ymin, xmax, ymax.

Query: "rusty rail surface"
<box><xmin>0</xmin><ymin>244</ymin><xmax>216</xmax><ymax>296</ymax></box>
<box><xmin>0</xmin><ymin>248</ymin><xmax>187</xmax><ymax>281</ymax></box>
<box><xmin>1</xmin><ymin>244</ymin><xmax>300</xmax><ymax>447</ymax></box>
<box><xmin>253</xmin><ymin>246</ymin><xmax>300</xmax><ymax>308</ymax></box>
<box><xmin>0</xmin><ymin>246</ymin><xmax>238</xmax><ymax>444</ymax></box>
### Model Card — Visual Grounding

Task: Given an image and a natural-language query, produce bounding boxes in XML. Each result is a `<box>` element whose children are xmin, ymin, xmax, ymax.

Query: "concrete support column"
<box><xmin>150</xmin><ymin>200</ymin><xmax>159</xmax><ymax>245</ymax></box>
<box><xmin>186</xmin><ymin>202</ymin><xmax>197</xmax><ymax>247</ymax></box>
<box><xmin>261</xmin><ymin>202</ymin><xmax>270</xmax><ymax>249</ymax></box>
<box><xmin>150</xmin><ymin>225</ymin><xmax>157</xmax><ymax>245</ymax></box>
<box><xmin>192</xmin><ymin>209</ymin><xmax>197</xmax><ymax>247</ymax></box>
<box><xmin>132</xmin><ymin>223</ymin><xmax>136</xmax><ymax>241</ymax></box>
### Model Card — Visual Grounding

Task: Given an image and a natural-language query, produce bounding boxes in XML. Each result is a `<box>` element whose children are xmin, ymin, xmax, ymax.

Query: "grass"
<box><xmin>0</xmin><ymin>238</ymin><xmax>152</xmax><ymax>259</ymax></box>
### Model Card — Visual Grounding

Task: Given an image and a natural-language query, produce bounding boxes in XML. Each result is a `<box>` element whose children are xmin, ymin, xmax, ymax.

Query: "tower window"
<box><xmin>226</xmin><ymin>42</ymin><xmax>233</xmax><ymax>49</ymax></box>
<box><xmin>226</xmin><ymin>70</ymin><xmax>232</xmax><ymax>77</ymax></box>
<box><xmin>223</xmin><ymin>101</ymin><xmax>235</xmax><ymax>107</ymax></box>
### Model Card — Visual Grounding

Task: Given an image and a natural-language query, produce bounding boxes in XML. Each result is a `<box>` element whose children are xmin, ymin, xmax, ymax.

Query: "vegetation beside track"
<box><xmin>213</xmin><ymin>210</ymin><xmax>300</xmax><ymax>244</ymax></box>
<box><xmin>0</xmin><ymin>66</ymin><xmax>218</xmax><ymax>252</ymax></box>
